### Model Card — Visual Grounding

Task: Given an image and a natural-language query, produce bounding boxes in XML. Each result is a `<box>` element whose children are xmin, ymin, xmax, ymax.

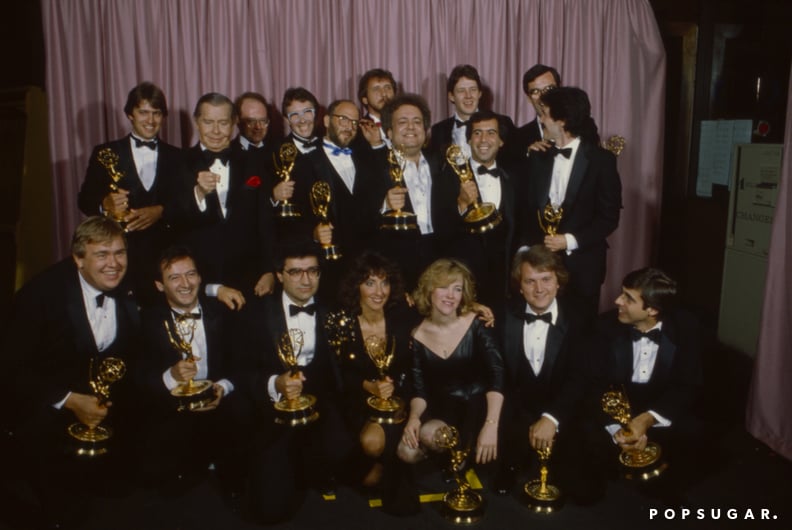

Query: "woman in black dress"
<box><xmin>398</xmin><ymin>258</ymin><xmax>505</xmax><ymax>465</ymax></box>
<box><xmin>334</xmin><ymin>252</ymin><xmax>414</xmax><ymax>489</ymax></box>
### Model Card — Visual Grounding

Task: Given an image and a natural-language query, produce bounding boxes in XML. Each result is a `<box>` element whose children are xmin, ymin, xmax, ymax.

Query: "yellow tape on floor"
<box><xmin>367</xmin><ymin>469</ymin><xmax>482</xmax><ymax>508</ymax></box>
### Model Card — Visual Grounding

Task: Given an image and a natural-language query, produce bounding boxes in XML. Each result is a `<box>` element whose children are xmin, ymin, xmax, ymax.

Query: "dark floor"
<box><xmin>2</xmin><ymin>346</ymin><xmax>790</xmax><ymax>530</ymax></box>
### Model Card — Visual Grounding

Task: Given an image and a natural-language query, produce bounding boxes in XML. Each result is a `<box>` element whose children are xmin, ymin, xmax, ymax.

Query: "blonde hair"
<box><xmin>412</xmin><ymin>258</ymin><xmax>477</xmax><ymax>317</ymax></box>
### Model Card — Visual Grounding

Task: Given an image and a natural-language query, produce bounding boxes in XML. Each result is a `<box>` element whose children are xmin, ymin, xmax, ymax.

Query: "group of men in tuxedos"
<box><xmin>0</xmin><ymin>66</ymin><xmax>704</xmax><ymax>527</ymax></box>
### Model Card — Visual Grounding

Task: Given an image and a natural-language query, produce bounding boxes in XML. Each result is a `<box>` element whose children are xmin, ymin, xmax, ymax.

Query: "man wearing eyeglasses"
<box><xmin>281</xmin><ymin>87</ymin><xmax>321</xmax><ymax>156</ymax></box>
<box><xmin>514</xmin><ymin>64</ymin><xmax>563</xmax><ymax>158</ymax></box>
<box><xmin>233</xmin><ymin>92</ymin><xmax>272</xmax><ymax>153</ymax></box>
<box><xmin>288</xmin><ymin>99</ymin><xmax>381</xmax><ymax>303</ymax></box>
<box><xmin>515</xmin><ymin>87</ymin><xmax>622</xmax><ymax>326</ymax></box>
<box><xmin>271</xmin><ymin>88</ymin><xmax>321</xmax><ymax>233</ymax></box>
<box><xmin>231</xmin><ymin>243</ymin><xmax>350</xmax><ymax>524</ymax></box>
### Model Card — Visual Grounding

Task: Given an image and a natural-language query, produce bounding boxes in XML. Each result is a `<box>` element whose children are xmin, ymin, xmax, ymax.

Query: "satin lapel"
<box><xmin>613</xmin><ymin>332</ymin><xmax>634</xmax><ymax>383</ymax></box>
<box><xmin>118</xmin><ymin>138</ymin><xmax>143</xmax><ymax>190</ymax></box>
<box><xmin>66</xmin><ymin>271</ymin><xmax>99</xmax><ymax>359</ymax></box>
<box><xmin>115</xmin><ymin>291</ymin><xmax>139</xmax><ymax>350</ymax></box>
<box><xmin>534</xmin><ymin>154</ymin><xmax>554</xmax><ymax>209</ymax></box>
<box><xmin>225</xmin><ymin>153</ymin><xmax>247</xmax><ymax>218</ymax></box>
<box><xmin>265</xmin><ymin>296</ymin><xmax>288</xmax><ymax>350</ymax></box>
<box><xmin>562</xmin><ymin>143</ymin><xmax>589</xmax><ymax>210</ymax></box>
<box><xmin>542</xmin><ymin>310</ymin><xmax>568</xmax><ymax>378</ymax></box>
<box><xmin>652</xmin><ymin>329</ymin><xmax>677</xmax><ymax>383</ymax></box>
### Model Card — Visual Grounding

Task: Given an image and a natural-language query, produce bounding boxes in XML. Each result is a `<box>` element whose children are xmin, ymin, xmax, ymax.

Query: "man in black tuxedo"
<box><xmin>496</xmin><ymin>246</ymin><xmax>593</xmax><ymax>501</ymax></box>
<box><xmin>371</xmin><ymin>93</ymin><xmax>458</xmax><ymax>288</ymax></box>
<box><xmin>0</xmin><ymin>216</ymin><xmax>140</xmax><ymax>527</ymax></box>
<box><xmin>136</xmin><ymin>246</ymin><xmax>241</xmax><ymax>496</ymax></box>
<box><xmin>429</xmin><ymin>64</ymin><xmax>516</xmax><ymax>165</ymax></box>
<box><xmin>289</xmin><ymin>99</ymin><xmax>382</xmax><ymax>301</ymax></box>
<box><xmin>232</xmin><ymin>91</ymin><xmax>273</xmax><ymax>154</ymax></box>
<box><xmin>280</xmin><ymin>87</ymin><xmax>321</xmax><ymax>156</ymax></box>
<box><xmin>441</xmin><ymin>109</ymin><xmax>515</xmax><ymax>311</ymax></box>
<box><xmin>172</xmin><ymin>92</ymin><xmax>275</xmax><ymax>298</ymax></box>
<box><xmin>231</xmin><ymin>244</ymin><xmax>350</xmax><ymax>523</ymax></box>
<box><xmin>590</xmin><ymin>268</ymin><xmax>703</xmax><ymax>500</ymax></box>
<box><xmin>353</xmin><ymin>68</ymin><xmax>397</xmax><ymax>150</ymax></box>
<box><xmin>516</xmin><ymin>86</ymin><xmax>622</xmax><ymax>323</ymax></box>
<box><xmin>512</xmin><ymin>64</ymin><xmax>562</xmax><ymax>159</ymax></box>
<box><xmin>78</xmin><ymin>82</ymin><xmax>182</xmax><ymax>304</ymax></box>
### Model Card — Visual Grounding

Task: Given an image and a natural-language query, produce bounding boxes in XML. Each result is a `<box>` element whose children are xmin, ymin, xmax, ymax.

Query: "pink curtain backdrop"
<box><xmin>42</xmin><ymin>0</ymin><xmax>665</xmax><ymax>307</ymax></box>
<box><xmin>746</xmin><ymin>64</ymin><xmax>792</xmax><ymax>461</ymax></box>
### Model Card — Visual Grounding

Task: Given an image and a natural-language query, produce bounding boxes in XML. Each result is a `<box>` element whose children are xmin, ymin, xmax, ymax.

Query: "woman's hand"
<box><xmin>402</xmin><ymin>417</ymin><xmax>422</xmax><ymax>450</ymax></box>
<box><xmin>475</xmin><ymin>421</ymin><xmax>498</xmax><ymax>464</ymax></box>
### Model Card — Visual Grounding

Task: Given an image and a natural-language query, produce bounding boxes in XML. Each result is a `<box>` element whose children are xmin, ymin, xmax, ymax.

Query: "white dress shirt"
<box><xmin>402</xmin><ymin>154</ymin><xmax>434</xmax><ymax>235</ymax></box>
<box><xmin>522</xmin><ymin>299</ymin><xmax>560</xmax><ymax>428</ymax></box>
<box><xmin>195</xmin><ymin>144</ymin><xmax>231</xmax><ymax>218</ymax></box>
<box><xmin>469</xmin><ymin>160</ymin><xmax>502</xmax><ymax>208</ymax></box>
<box><xmin>267</xmin><ymin>292</ymin><xmax>317</xmax><ymax>401</ymax></box>
<box><xmin>322</xmin><ymin>139</ymin><xmax>356</xmax><ymax>194</ymax></box>
<box><xmin>129</xmin><ymin>134</ymin><xmax>158</xmax><ymax>191</ymax></box>
<box><xmin>161</xmin><ymin>305</ymin><xmax>234</xmax><ymax>397</ymax></box>
<box><xmin>451</xmin><ymin>112</ymin><xmax>473</xmax><ymax>159</ymax></box>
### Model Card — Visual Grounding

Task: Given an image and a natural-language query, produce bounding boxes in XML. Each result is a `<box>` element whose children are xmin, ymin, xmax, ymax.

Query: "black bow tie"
<box><xmin>524</xmin><ymin>312</ymin><xmax>552</xmax><ymax>324</ymax></box>
<box><xmin>173</xmin><ymin>310</ymin><xmax>202</xmax><ymax>321</ymax></box>
<box><xmin>477</xmin><ymin>165</ymin><xmax>500</xmax><ymax>177</ymax></box>
<box><xmin>548</xmin><ymin>146</ymin><xmax>573</xmax><ymax>159</ymax></box>
<box><xmin>289</xmin><ymin>303</ymin><xmax>317</xmax><ymax>316</ymax></box>
<box><xmin>203</xmin><ymin>147</ymin><xmax>232</xmax><ymax>166</ymax></box>
<box><xmin>247</xmin><ymin>143</ymin><xmax>265</xmax><ymax>152</ymax></box>
<box><xmin>95</xmin><ymin>293</ymin><xmax>111</xmax><ymax>308</ymax></box>
<box><xmin>630</xmin><ymin>328</ymin><xmax>662</xmax><ymax>344</ymax></box>
<box><xmin>294</xmin><ymin>136</ymin><xmax>319</xmax><ymax>148</ymax></box>
<box><xmin>454</xmin><ymin>119</ymin><xmax>470</xmax><ymax>128</ymax></box>
<box><xmin>132</xmin><ymin>137</ymin><xmax>157</xmax><ymax>150</ymax></box>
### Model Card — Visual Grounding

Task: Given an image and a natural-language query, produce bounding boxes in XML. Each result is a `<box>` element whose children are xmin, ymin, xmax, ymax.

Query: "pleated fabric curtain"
<box><xmin>42</xmin><ymin>0</ymin><xmax>665</xmax><ymax>306</ymax></box>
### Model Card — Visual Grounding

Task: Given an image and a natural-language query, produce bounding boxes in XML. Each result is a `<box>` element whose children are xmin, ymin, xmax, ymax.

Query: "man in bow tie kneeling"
<box><xmin>495</xmin><ymin>245</ymin><xmax>594</xmax><ymax>502</ymax></box>
<box><xmin>230</xmin><ymin>243</ymin><xmax>351</xmax><ymax>524</ymax></box>
<box><xmin>135</xmin><ymin>245</ymin><xmax>244</xmax><ymax>499</ymax></box>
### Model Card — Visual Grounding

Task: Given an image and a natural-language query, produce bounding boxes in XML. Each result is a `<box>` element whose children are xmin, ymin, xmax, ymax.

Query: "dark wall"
<box><xmin>1</xmin><ymin>2</ymin><xmax>44</xmax><ymax>90</ymax></box>
<box><xmin>651</xmin><ymin>0</ymin><xmax>791</xmax><ymax>324</ymax></box>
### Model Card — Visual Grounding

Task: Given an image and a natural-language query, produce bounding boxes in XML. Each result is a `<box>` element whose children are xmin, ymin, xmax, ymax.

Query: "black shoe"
<box><xmin>493</xmin><ymin>465</ymin><xmax>517</xmax><ymax>496</ymax></box>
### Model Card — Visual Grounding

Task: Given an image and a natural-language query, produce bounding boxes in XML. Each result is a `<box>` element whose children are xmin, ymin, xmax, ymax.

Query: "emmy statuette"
<box><xmin>273</xmin><ymin>329</ymin><xmax>319</xmax><ymax>426</ymax></box>
<box><xmin>380</xmin><ymin>146</ymin><xmax>418</xmax><ymax>232</ymax></box>
<box><xmin>164</xmin><ymin>315</ymin><xmax>215</xmax><ymax>412</ymax></box>
<box><xmin>522</xmin><ymin>445</ymin><xmax>563</xmax><ymax>513</ymax></box>
<box><xmin>601</xmin><ymin>386</ymin><xmax>668</xmax><ymax>481</ymax></box>
<box><xmin>67</xmin><ymin>357</ymin><xmax>126</xmax><ymax>457</ymax></box>
<box><xmin>273</xmin><ymin>142</ymin><xmax>301</xmax><ymax>218</ymax></box>
<box><xmin>96</xmin><ymin>148</ymin><xmax>129</xmax><ymax>228</ymax></box>
<box><xmin>309</xmin><ymin>181</ymin><xmax>342</xmax><ymax>261</ymax></box>
<box><xmin>445</xmin><ymin>144</ymin><xmax>502</xmax><ymax>234</ymax></box>
<box><xmin>433</xmin><ymin>425</ymin><xmax>485</xmax><ymax>524</ymax></box>
<box><xmin>363</xmin><ymin>335</ymin><xmax>405</xmax><ymax>425</ymax></box>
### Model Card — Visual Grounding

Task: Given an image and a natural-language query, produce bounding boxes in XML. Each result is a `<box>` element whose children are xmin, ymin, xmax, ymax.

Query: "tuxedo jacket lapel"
<box><xmin>652</xmin><ymin>327</ymin><xmax>677</xmax><ymax>383</ymax></box>
<box><xmin>562</xmin><ymin>144</ymin><xmax>589</xmax><ymax>211</ymax></box>
<box><xmin>66</xmin><ymin>271</ymin><xmax>99</xmax><ymax>360</ymax></box>
<box><xmin>542</xmin><ymin>311</ymin><xmax>568</xmax><ymax>378</ymax></box>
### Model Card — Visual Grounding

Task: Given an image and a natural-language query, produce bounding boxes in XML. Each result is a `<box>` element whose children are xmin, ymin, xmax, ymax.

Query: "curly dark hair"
<box><xmin>337</xmin><ymin>252</ymin><xmax>404</xmax><ymax>314</ymax></box>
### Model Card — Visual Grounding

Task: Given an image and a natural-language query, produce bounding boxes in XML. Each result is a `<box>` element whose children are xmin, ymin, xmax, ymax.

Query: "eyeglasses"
<box><xmin>286</xmin><ymin>108</ymin><xmax>316</xmax><ymax>123</ymax></box>
<box><xmin>284</xmin><ymin>267</ymin><xmax>321</xmax><ymax>280</ymax></box>
<box><xmin>528</xmin><ymin>85</ymin><xmax>558</xmax><ymax>98</ymax></box>
<box><xmin>242</xmin><ymin>118</ymin><xmax>270</xmax><ymax>128</ymax></box>
<box><xmin>332</xmin><ymin>114</ymin><xmax>359</xmax><ymax>129</ymax></box>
